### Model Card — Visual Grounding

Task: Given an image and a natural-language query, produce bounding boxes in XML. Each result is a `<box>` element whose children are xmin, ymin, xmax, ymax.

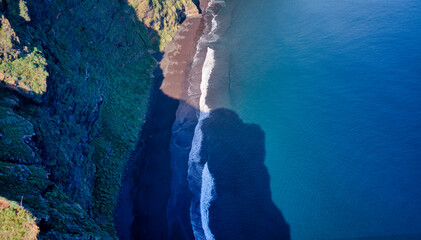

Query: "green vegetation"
<box><xmin>0</xmin><ymin>14</ymin><xmax>48</xmax><ymax>101</ymax></box>
<box><xmin>128</xmin><ymin>0</ymin><xmax>199</xmax><ymax>50</ymax></box>
<box><xmin>0</xmin><ymin>196</ymin><xmax>39</xmax><ymax>240</ymax></box>
<box><xmin>0</xmin><ymin>15</ymin><xmax>20</xmax><ymax>61</ymax></box>
<box><xmin>0</xmin><ymin>162</ymin><xmax>106</xmax><ymax>239</ymax></box>
<box><xmin>18</xmin><ymin>0</ymin><xmax>30</xmax><ymax>22</ymax></box>
<box><xmin>0</xmin><ymin>48</ymin><xmax>48</xmax><ymax>95</ymax></box>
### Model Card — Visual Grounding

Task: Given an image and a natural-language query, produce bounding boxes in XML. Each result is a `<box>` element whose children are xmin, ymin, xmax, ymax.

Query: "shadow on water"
<box><xmin>114</xmin><ymin>2</ymin><xmax>290</xmax><ymax>240</ymax></box>
<box><xmin>119</xmin><ymin>88</ymin><xmax>291</xmax><ymax>240</ymax></box>
<box><xmin>202</xmin><ymin>108</ymin><xmax>290</xmax><ymax>240</ymax></box>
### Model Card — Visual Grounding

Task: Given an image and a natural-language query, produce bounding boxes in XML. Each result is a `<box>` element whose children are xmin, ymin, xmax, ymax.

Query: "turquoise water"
<box><xmin>215</xmin><ymin>0</ymin><xmax>421</xmax><ymax>239</ymax></box>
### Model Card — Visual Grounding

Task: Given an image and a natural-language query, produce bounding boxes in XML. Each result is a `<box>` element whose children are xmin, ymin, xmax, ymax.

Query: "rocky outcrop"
<box><xmin>0</xmin><ymin>12</ymin><xmax>48</xmax><ymax>103</ymax></box>
<box><xmin>128</xmin><ymin>0</ymin><xmax>199</xmax><ymax>50</ymax></box>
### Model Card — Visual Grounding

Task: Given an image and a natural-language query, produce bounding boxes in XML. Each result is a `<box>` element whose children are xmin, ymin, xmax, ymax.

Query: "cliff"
<box><xmin>0</xmin><ymin>0</ymin><xmax>197</xmax><ymax>238</ymax></box>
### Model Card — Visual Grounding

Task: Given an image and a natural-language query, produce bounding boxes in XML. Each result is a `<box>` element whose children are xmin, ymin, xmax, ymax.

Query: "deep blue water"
<box><xmin>208</xmin><ymin>0</ymin><xmax>421</xmax><ymax>239</ymax></box>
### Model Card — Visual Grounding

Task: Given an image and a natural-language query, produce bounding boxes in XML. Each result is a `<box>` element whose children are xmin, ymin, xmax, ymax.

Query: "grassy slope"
<box><xmin>129</xmin><ymin>0</ymin><xmax>199</xmax><ymax>50</ymax></box>
<box><xmin>0</xmin><ymin>196</ymin><xmax>39</xmax><ymax>240</ymax></box>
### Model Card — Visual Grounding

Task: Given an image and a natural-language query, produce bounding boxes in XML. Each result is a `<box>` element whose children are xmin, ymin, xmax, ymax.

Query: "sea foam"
<box><xmin>188</xmin><ymin>47</ymin><xmax>213</xmax><ymax>166</ymax></box>
<box><xmin>200</xmin><ymin>163</ymin><xmax>216</xmax><ymax>240</ymax></box>
<box><xmin>188</xmin><ymin>47</ymin><xmax>215</xmax><ymax>240</ymax></box>
<box><xmin>188</xmin><ymin>1</ymin><xmax>221</xmax><ymax>239</ymax></box>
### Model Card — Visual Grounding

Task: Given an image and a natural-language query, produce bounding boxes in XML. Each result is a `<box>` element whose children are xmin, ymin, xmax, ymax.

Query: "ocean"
<box><xmin>188</xmin><ymin>0</ymin><xmax>421</xmax><ymax>239</ymax></box>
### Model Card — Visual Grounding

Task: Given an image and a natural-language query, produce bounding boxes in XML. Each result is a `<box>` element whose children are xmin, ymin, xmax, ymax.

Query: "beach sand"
<box><xmin>160</xmin><ymin>16</ymin><xmax>203</xmax><ymax>100</ymax></box>
<box><xmin>114</xmin><ymin>1</ymin><xmax>209</xmax><ymax>239</ymax></box>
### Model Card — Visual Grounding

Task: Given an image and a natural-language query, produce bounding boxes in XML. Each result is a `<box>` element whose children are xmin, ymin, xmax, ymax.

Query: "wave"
<box><xmin>188</xmin><ymin>46</ymin><xmax>215</xmax><ymax>240</ymax></box>
<box><xmin>188</xmin><ymin>47</ymin><xmax>213</xmax><ymax>170</ymax></box>
<box><xmin>188</xmin><ymin>0</ymin><xmax>224</xmax><ymax>239</ymax></box>
<box><xmin>187</xmin><ymin>0</ymin><xmax>221</xmax><ymax>97</ymax></box>
<box><xmin>200</xmin><ymin>163</ymin><xmax>216</xmax><ymax>240</ymax></box>
<box><xmin>214</xmin><ymin>0</ymin><xmax>226</xmax><ymax>6</ymax></box>
<box><xmin>200</xmin><ymin>47</ymin><xmax>214</xmax><ymax>115</ymax></box>
<box><xmin>208</xmin><ymin>12</ymin><xmax>219</xmax><ymax>43</ymax></box>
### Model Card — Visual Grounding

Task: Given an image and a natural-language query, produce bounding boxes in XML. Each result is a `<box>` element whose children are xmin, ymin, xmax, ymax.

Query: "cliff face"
<box><xmin>0</xmin><ymin>0</ymin><xmax>197</xmax><ymax>238</ymax></box>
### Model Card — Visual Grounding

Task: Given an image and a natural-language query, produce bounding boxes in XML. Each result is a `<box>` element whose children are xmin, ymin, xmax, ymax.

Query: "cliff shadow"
<box><xmin>201</xmin><ymin>108</ymin><xmax>290</xmax><ymax>240</ymax></box>
<box><xmin>129</xmin><ymin>66</ymin><xmax>177</xmax><ymax>240</ymax></box>
<box><xmin>115</xmin><ymin>50</ymin><xmax>180</xmax><ymax>240</ymax></box>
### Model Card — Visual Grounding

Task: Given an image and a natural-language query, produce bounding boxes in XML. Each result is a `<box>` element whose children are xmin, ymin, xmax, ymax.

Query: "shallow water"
<box><xmin>205</xmin><ymin>0</ymin><xmax>421</xmax><ymax>239</ymax></box>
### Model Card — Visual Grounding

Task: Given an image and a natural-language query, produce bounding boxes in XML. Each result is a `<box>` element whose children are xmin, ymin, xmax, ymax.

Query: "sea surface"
<box><xmin>193</xmin><ymin>0</ymin><xmax>421</xmax><ymax>239</ymax></box>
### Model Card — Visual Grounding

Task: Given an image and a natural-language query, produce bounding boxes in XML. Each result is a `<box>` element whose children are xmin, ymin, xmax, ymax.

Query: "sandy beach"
<box><xmin>114</xmin><ymin>1</ymin><xmax>210</xmax><ymax>239</ymax></box>
<box><xmin>160</xmin><ymin>17</ymin><xmax>203</xmax><ymax>100</ymax></box>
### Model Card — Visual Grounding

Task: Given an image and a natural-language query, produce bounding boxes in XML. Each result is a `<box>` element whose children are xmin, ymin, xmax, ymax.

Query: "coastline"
<box><xmin>114</xmin><ymin>1</ymin><xmax>210</xmax><ymax>239</ymax></box>
<box><xmin>160</xmin><ymin>0</ymin><xmax>211</xmax><ymax>103</ymax></box>
<box><xmin>166</xmin><ymin>1</ymin><xmax>223</xmax><ymax>239</ymax></box>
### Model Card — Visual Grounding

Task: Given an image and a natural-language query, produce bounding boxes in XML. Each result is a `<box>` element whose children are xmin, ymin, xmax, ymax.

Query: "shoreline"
<box><xmin>160</xmin><ymin>0</ymin><xmax>210</xmax><ymax>103</ymax></box>
<box><xmin>114</xmin><ymin>1</ymin><xmax>210</xmax><ymax>239</ymax></box>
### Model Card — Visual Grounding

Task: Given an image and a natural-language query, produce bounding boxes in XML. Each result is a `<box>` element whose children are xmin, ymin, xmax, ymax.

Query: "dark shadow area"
<box><xmin>129</xmin><ymin>65</ymin><xmax>178</xmax><ymax>240</ymax></box>
<box><xmin>166</xmin><ymin>99</ymin><xmax>198</xmax><ymax>240</ymax></box>
<box><xmin>129</xmin><ymin>66</ymin><xmax>178</xmax><ymax>240</ymax></box>
<box><xmin>115</xmin><ymin>61</ymin><xmax>177</xmax><ymax>240</ymax></box>
<box><xmin>191</xmin><ymin>0</ymin><xmax>203</xmax><ymax>14</ymax></box>
<box><xmin>119</xmin><ymin>101</ymin><xmax>291</xmax><ymax>240</ymax></box>
<box><xmin>202</xmin><ymin>108</ymin><xmax>290</xmax><ymax>240</ymax></box>
<box><xmin>116</xmin><ymin>86</ymin><xmax>292</xmax><ymax>240</ymax></box>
